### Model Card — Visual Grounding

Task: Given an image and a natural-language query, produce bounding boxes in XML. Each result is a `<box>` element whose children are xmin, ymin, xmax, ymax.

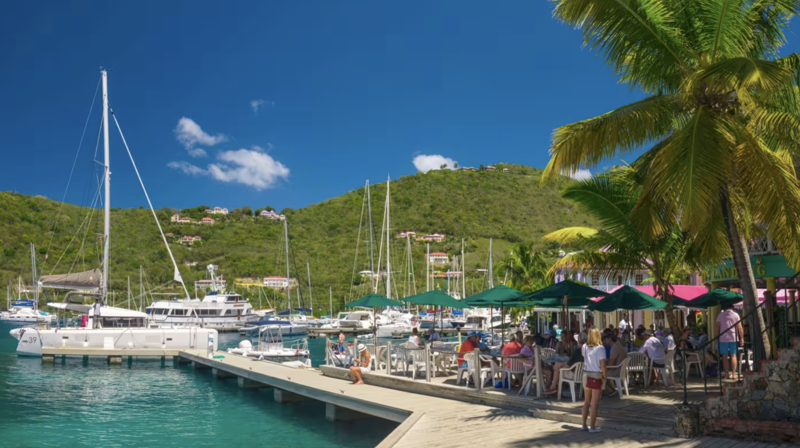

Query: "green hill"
<box><xmin>0</xmin><ymin>163</ymin><xmax>594</xmax><ymax>314</ymax></box>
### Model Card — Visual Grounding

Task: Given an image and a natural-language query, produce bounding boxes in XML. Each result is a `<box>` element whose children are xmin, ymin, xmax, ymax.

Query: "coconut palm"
<box><xmin>544</xmin><ymin>171</ymin><xmax>706</xmax><ymax>333</ymax></box>
<box><xmin>496</xmin><ymin>242</ymin><xmax>551</xmax><ymax>293</ymax></box>
<box><xmin>543</xmin><ymin>0</ymin><xmax>800</xmax><ymax>357</ymax></box>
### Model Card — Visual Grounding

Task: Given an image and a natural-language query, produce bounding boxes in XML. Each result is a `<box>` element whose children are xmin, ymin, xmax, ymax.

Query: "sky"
<box><xmin>2</xmin><ymin>1</ymin><xmax>800</xmax><ymax>212</ymax></box>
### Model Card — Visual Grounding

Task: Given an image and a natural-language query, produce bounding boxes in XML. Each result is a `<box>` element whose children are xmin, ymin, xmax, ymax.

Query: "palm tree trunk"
<box><xmin>653</xmin><ymin>278</ymin><xmax>681</xmax><ymax>334</ymax></box>
<box><xmin>719</xmin><ymin>190</ymin><xmax>771</xmax><ymax>360</ymax></box>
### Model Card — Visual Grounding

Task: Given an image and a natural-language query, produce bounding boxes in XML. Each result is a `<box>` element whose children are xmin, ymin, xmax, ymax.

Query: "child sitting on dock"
<box><xmin>349</xmin><ymin>344</ymin><xmax>371</xmax><ymax>385</ymax></box>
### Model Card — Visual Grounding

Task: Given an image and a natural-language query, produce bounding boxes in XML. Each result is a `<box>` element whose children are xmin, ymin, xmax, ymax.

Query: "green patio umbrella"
<box><xmin>404</xmin><ymin>290</ymin><xmax>471</xmax><ymax>333</ymax></box>
<box><xmin>345</xmin><ymin>294</ymin><xmax>405</xmax><ymax>340</ymax></box>
<box><xmin>524</xmin><ymin>280</ymin><xmax>610</xmax><ymax>333</ymax></box>
<box><xmin>673</xmin><ymin>288</ymin><xmax>743</xmax><ymax>309</ymax></box>
<box><xmin>587</xmin><ymin>285</ymin><xmax>666</xmax><ymax>312</ymax></box>
<box><xmin>464</xmin><ymin>285</ymin><xmax>527</xmax><ymax>343</ymax></box>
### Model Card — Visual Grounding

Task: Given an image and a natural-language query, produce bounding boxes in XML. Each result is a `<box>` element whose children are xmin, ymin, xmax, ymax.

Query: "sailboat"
<box><xmin>11</xmin><ymin>70</ymin><xmax>218</xmax><ymax>356</ymax></box>
<box><xmin>238</xmin><ymin>217</ymin><xmax>308</xmax><ymax>337</ymax></box>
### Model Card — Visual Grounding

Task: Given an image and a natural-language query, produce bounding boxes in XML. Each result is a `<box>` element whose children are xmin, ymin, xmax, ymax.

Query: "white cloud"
<box><xmin>187</xmin><ymin>148</ymin><xmax>207</xmax><ymax>158</ymax></box>
<box><xmin>173</xmin><ymin>117</ymin><xmax>227</xmax><ymax>152</ymax></box>
<box><xmin>167</xmin><ymin>161</ymin><xmax>206</xmax><ymax>176</ymax></box>
<box><xmin>250</xmin><ymin>99</ymin><xmax>265</xmax><ymax>113</ymax></box>
<box><xmin>412</xmin><ymin>154</ymin><xmax>458</xmax><ymax>173</ymax></box>
<box><xmin>250</xmin><ymin>99</ymin><xmax>274</xmax><ymax>113</ymax></box>
<box><xmin>569</xmin><ymin>169</ymin><xmax>592</xmax><ymax>181</ymax></box>
<box><xmin>167</xmin><ymin>146</ymin><xmax>290</xmax><ymax>191</ymax></box>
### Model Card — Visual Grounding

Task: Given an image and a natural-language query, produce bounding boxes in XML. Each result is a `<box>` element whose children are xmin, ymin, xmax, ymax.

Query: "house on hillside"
<box><xmin>417</xmin><ymin>233</ymin><xmax>446</xmax><ymax>243</ymax></box>
<box><xmin>429</xmin><ymin>252</ymin><xmax>449</xmax><ymax>264</ymax></box>
<box><xmin>178</xmin><ymin>216</ymin><xmax>191</xmax><ymax>224</ymax></box>
<box><xmin>209</xmin><ymin>207</ymin><xmax>229</xmax><ymax>215</ymax></box>
<box><xmin>397</xmin><ymin>231</ymin><xmax>417</xmax><ymax>239</ymax></box>
<box><xmin>193</xmin><ymin>236</ymin><xmax>202</xmax><ymax>242</ymax></box>
<box><xmin>179</xmin><ymin>236</ymin><xmax>194</xmax><ymax>244</ymax></box>
<box><xmin>200</xmin><ymin>217</ymin><xmax>215</xmax><ymax>225</ymax></box>
<box><xmin>502</xmin><ymin>168</ymin><xmax>510</xmax><ymax>173</ymax></box>
<box><xmin>486</xmin><ymin>165</ymin><xmax>497</xmax><ymax>171</ymax></box>
<box><xmin>259</xmin><ymin>210</ymin><xmax>285</xmax><ymax>221</ymax></box>
<box><xmin>165</xmin><ymin>232</ymin><xmax>174</xmax><ymax>237</ymax></box>
<box><xmin>204</xmin><ymin>209</ymin><xmax>213</xmax><ymax>213</ymax></box>
<box><xmin>195</xmin><ymin>279</ymin><xmax>226</xmax><ymax>291</ymax></box>
<box><xmin>171</xmin><ymin>214</ymin><xmax>180</xmax><ymax>223</ymax></box>
<box><xmin>263</xmin><ymin>276</ymin><xmax>299</xmax><ymax>289</ymax></box>
<box><xmin>458</xmin><ymin>166</ymin><xmax>476</xmax><ymax>172</ymax></box>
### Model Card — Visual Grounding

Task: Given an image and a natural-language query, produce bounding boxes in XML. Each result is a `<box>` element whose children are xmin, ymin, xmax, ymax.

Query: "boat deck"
<box><xmin>180</xmin><ymin>350</ymin><xmax>782</xmax><ymax>448</ymax></box>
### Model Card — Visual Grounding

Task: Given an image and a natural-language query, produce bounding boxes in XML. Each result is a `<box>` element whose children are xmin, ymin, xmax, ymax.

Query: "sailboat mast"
<box><xmin>366</xmin><ymin>181</ymin><xmax>376</xmax><ymax>294</ymax></box>
<box><xmin>385</xmin><ymin>176</ymin><xmax>391</xmax><ymax>299</ymax></box>
<box><xmin>426</xmin><ymin>243</ymin><xmax>430</xmax><ymax>292</ymax></box>
<box><xmin>127</xmin><ymin>276</ymin><xmax>131</xmax><ymax>309</ymax></box>
<box><xmin>284</xmin><ymin>217</ymin><xmax>291</xmax><ymax>310</ymax></box>
<box><xmin>139</xmin><ymin>265</ymin><xmax>143</xmax><ymax>311</ymax></box>
<box><xmin>488</xmin><ymin>238</ymin><xmax>494</xmax><ymax>288</ymax></box>
<box><xmin>101</xmin><ymin>69</ymin><xmax>111</xmax><ymax>305</ymax></box>
<box><xmin>30</xmin><ymin>243</ymin><xmax>38</xmax><ymax>307</ymax></box>
<box><xmin>329</xmin><ymin>287</ymin><xmax>333</xmax><ymax>318</ymax></box>
<box><xmin>306</xmin><ymin>261</ymin><xmax>313</xmax><ymax>315</ymax></box>
<box><xmin>461</xmin><ymin>238</ymin><xmax>466</xmax><ymax>299</ymax></box>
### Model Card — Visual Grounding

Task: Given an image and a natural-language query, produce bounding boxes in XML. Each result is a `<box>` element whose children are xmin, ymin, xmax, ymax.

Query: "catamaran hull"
<box><xmin>10</xmin><ymin>327</ymin><xmax>218</xmax><ymax>357</ymax></box>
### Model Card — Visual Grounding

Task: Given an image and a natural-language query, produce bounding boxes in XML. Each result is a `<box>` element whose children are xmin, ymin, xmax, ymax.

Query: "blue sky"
<box><xmin>2</xmin><ymin>1</ymin><xmax>800</xmax><ymax>212</ymax></box>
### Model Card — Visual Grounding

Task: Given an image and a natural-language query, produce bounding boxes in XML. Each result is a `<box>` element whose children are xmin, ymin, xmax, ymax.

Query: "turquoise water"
<box><xmin>0</xmin><ymin>328</ymin><xmax>396</xmax><ymax>448</ymax></box>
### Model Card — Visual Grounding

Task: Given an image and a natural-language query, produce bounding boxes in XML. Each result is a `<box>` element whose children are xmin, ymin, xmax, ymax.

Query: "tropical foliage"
<box><xmin>496</xmin><ymin>242</ymin><xmax>552</xmax><ymax>293</ymax></box>
<box><xmin>0</xmin><ymin>164</ymin><xmax>595</xmax><ymax>315</ymax></box>
<box><xmin>544</xmin><ymin>169</ymin><xmax>703</xmax><ymax>332</ymax></box>
<box><xmin>543</xmin><ymin>0</ymin><xmax>800</xmax><ymax>357</ymax></box>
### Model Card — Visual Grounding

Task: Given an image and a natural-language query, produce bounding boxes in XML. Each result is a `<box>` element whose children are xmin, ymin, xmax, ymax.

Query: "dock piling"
<box><xmin>273</xmin><ymin>388</ymin><xmax>310</xmax><ymax>403</ymax></box>
<box><xmin>325</xmin><ymin>403</ymin><xmax>371</xmax><ymax>422</ymax></box>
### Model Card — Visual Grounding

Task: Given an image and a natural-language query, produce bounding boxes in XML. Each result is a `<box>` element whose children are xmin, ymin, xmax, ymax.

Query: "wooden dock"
<box><xmin>178</xmin><ymin>350</ymin><xmax>779</xmax><ymax>448</ymax></box>
<box><xmin>40</xmin><ymin>346</ymin><xmax>182</xmax><ymax>364</ymax></box>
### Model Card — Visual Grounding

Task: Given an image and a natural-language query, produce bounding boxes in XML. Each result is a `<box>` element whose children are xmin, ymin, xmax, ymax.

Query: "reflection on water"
<box><xmin>0</xmin><ymin>325</ymin><xmax>396</xmax><ymax>448</ymax></box>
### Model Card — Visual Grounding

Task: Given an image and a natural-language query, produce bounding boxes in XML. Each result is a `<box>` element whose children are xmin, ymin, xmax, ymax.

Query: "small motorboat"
<box><xmin>227</xmin><ymin>326</ymin><xmax>311</xmax><ymax>367</ymax></box>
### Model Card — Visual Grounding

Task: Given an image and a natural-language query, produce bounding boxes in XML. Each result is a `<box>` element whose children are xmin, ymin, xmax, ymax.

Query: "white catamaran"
<box><xmin>11</xmin><ymin>70</ymin><xmax>218</xmax><ymax>356</ymax></box>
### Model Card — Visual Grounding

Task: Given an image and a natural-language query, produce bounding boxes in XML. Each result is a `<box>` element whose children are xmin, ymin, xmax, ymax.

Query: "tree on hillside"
<box><xmin>440</xmin><ymin>163</ymin><xmax>448</xmax><ymax>170</ymax></box>
<box><xmin>255</xmin><ymin>206</ymin><xmax>275</xmax><ymax>214</ymax></box>
<box><xmin>454</xmin><ymin>163</ymin><xmax>459</xmax><ymax>169</ymax></box>
<box><xmin>479</xmin><ymin>164</ymin><xmax>485</xmax><ymax>171</ymax></box>
<box><xmin>241</xmin><ymin>206</ymin><xmax>253</xmax><ymax>216</ymax></box>
<box><xmin>496</xmin><ymin>242</ymin><xmax>551</xmax><ymax>293</ymax></box>
<box><xmin>544</xmin><ymin>170</ymin><xmax>705</xmax><ymax>333</ymax></box>
<box><xmin>542</xmin><ymin>0</ymin><xmax>800</xmax><ymax>358</ymax></box>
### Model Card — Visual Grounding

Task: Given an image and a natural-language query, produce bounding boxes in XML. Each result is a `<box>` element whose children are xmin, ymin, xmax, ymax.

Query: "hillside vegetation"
<box><xmin>0</xmin><ymin>164</ymin><xmax>594</xmax><ymax>314</ymax></box>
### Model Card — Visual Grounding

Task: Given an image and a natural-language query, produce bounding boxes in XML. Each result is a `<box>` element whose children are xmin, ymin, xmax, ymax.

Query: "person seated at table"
<box><xmin>349</xmin><ymin>343</ymin><xmax>372</xmax><ymax>385</ymax></box>
<box><xmin>502</xmin><ymin>334</ymin><xmax>523</xmax><ymax>358</ymax></box>
<box><xmin>458</xmin><ymin>331</ymin><xmax>490</xmax><ymax>367</ymax></box>
<box><xmin>515</xmin><ymin>330</ymin><xmax>524</xmax><ymax>343</ymax></box>
<box><xmin>408</xmin><ymin>327</ymin><xmax>422</xmax><ymax>346</ymax></box>
<box><xmin>425</xmin><ymin>326</ymin><xmax>441</xmax><ymax>343</ymax></box>
<box><xmin>542</xmin><ymin>329</ymin><xmax>559</xmax><ymax>349</ymax></box>
<box><xmin>603</xmin><ymin>332</ymin><xmax>627</xmax><ymax>397</ymax></box>
<box><xmin>544</xmin><ymin>331</ymin><xmax>584</xmax><ymax>394</ymax></box>
<box><xmin>633</xmin><ymin>327</ymin><xmax>646</xmax><ymax>349</ymax></box>
<box><xmin>662</xmin><ymin>328</ymin><xmax>676</xmax><ymax>351</ymax></box>
<box><xmin>520</xmin><ymin>335</ymin><xmax>535</xmax><ymax>368</ymax></box>
<box><xmin>639</xmin><ymin>330</ymin><xmax>667</xmax><ymax>385</ymax></box>
<box><xmin>554</xmin><ymin>330</ymin><xmax>575</xmax><ymax>359</ymax></box>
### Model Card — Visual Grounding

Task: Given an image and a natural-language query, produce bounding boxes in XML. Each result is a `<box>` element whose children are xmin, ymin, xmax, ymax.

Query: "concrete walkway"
<box><xmin>181</xmin><ymin>351</ymin><xmax>784</xmax><ymax>448</ymax></box>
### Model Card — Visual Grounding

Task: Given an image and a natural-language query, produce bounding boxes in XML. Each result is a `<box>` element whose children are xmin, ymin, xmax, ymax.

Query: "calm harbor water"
<box><xmin>0</xmin><ymin>328</ymin><xmax>396</xmax><ymax>448</ymax></box>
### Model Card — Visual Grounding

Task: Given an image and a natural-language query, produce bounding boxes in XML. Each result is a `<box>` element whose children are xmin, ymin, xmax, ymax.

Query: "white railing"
<box><xmin>748</xmin><ymin>237</ymin><xmax>780</xmax><ymax>256</ymax></box>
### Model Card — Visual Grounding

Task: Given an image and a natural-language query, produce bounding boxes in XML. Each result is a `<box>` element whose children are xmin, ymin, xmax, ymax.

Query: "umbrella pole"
<box><xmin>502</xmin><ymin>304</ymin><xmax>505</xmax><ymax>344</ymax></box>
<box><xmin>374</xmin><ymin>307</ymin><xmax>377</xmax><ymax>341</ymax></box>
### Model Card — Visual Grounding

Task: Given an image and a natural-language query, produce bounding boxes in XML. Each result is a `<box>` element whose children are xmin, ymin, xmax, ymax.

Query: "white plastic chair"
<box><xmin>683</xmin><ymin>351</ymin><xmax>704</xmax><ymax>378</ymax></box>
<box><xmin>606</xmin><ymin>357</ymin><xmax>631</xmax><ymax>398</ymax></box>
<box><xmin>394</xmin><ymin>342</ymin><xmax>417</xmax><ymax>376</ymax></box>
<box><xmin>410</xmin><ymin>348</ymin><xmax>429</xmax><ymax>380</ymax></box>
<box><xmin>503</xmin><ymin>358</ymin><xmax>527</xmax><ymax>390</ymax></box>
<box><xmin>558</xmin><ymin>362</ymin><xmax>584</xmax><ymax>402</ymax></box>
<box><xmin>626</xmin><ymin>352</ymin><xmax>649</xmax><ymax>387</ymax></box>
<box><xmin>651</xmin><ymin>350</ymin><xmax>675</xmax><ymax>387</ymax></box>
<box><xmin>457</xmin><ymin>352</ymin><xmax>493</xmax><ymax>387</ymax></box>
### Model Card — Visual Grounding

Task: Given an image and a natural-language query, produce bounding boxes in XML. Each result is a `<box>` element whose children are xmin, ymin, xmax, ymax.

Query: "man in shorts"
<box><xmin>716</xmin><ymin>303</ymin><xmax>744</xmax><ymax>379</ymax></box>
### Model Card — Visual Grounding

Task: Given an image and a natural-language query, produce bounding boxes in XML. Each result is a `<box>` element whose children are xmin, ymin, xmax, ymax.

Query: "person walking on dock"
<box><xmin>349</xmin><ymin>344</ymin><xmax>371</xmax><ymax>385</ymax></box>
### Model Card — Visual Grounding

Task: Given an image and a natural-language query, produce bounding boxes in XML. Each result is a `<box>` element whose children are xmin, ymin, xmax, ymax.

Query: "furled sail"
<box><xmin>39</xmin><ymin>269</ymin><xmax>102</xmax><ymax>290</ymax></box>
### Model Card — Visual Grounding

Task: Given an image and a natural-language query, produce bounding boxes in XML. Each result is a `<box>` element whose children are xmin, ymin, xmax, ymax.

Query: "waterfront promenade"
<box><xmin>181</xmin><ymin>350</ymin><xmax>788</xmax><ymax>448</ymax></box>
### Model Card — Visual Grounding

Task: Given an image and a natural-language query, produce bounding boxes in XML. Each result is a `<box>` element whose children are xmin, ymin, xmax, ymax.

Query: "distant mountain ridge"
<box><xmin>0</xmin><ymin>163</ymin><xmax>594</xmax><ymax>313</ymax></box>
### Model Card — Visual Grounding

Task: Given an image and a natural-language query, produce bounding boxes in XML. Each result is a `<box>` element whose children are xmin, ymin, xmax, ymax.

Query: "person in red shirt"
<box><xmin>502</xmin><ymin>334</ymin><xmax>523</xmax><ymax>357</ymax></box>
<box><xmin>458</xmin><ymin>331</ymin><xmax>489</xmax><ymax>366</ymax></box>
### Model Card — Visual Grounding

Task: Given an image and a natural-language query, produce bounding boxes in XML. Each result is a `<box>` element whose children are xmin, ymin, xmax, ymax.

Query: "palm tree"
<box><xmin>496</xmin><ymin>242</ymin><xmax>551</xmax><ymax>293</ymax></box>
<box><xmin>544</xmin><ymin>171</ymin><xmax>706</xmax><ymax>333</ymax></box>
<box><xmin>542</xmin><ymin>0</ymin><xmax>800</xmax><ymax>358</ymax></box>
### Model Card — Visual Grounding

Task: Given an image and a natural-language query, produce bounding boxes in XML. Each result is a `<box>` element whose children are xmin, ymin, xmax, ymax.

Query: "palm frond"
<box><xmin>698</xmin><ymin>0</ymin><xmax>752</xmax><ymax>63</ymax></box>
<box><xmin>542</xmin><ymin>227</ymin><xmax>599</xmax><ymax>245</ymax></box>
<box><xmin>542</xmin><ymin>94</ymin><xmax>680</xmax><ymax>181</ymax></box>
<box><xmin>548</xmin><ymin>251</ymin><xmax>647</xmax><ymax>282</ymax></box>
<box><xmin>692</xmin><ymin>57</ymin><xmax>793</xmax><ymax>105</ymax></box>
<box><xmin>647</xmin><ymin>108</ymin><xmax>734</xmax><ymax>233</ymax></box>
<box><xmin>559</xmin><ymin>176</ymin><xmax>640</xmax><ymax>242</ymax></box>
<box><xmin>552</xmin><ymin>0</ymin><xmax>689</xmax><ymax>93</ymax></box>
<box><xmin>743</xmin><ymin>1</ymin><xmax>798</xmax><ymax>58</ymax></box>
